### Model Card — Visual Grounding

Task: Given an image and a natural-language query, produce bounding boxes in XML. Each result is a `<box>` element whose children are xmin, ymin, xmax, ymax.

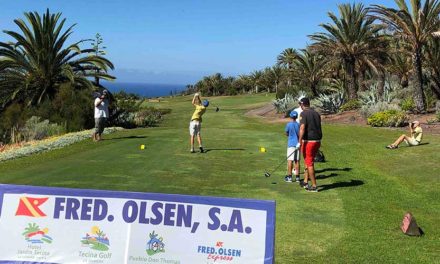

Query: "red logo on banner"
<box><xmin>15</xmin><ymin>197</ymin><xmax>48</xmax><ymax>217</ymax></box>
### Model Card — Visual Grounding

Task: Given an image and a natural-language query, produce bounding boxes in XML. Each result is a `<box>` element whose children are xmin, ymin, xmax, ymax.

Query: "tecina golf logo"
<box><xmin>81</xmin><ymin>226</ymin><xmax>110</xmax><ymax>251</ymax></box>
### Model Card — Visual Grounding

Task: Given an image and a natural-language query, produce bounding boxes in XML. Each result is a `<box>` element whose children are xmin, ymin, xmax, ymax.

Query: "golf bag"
<box><xmin>314</xmin><ymin>149</ymin><xmax>325</xmax><ymax>162</ymax></box>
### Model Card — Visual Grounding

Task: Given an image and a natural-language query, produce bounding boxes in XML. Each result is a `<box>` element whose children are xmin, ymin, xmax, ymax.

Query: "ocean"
<box><xmin>103</xmin><ymin>82</ymin><xmax>186</xmax><ymax>98</ymax></box>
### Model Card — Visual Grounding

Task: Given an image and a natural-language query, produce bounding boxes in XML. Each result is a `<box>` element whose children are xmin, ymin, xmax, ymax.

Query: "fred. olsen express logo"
<box><xmin>197</xmin><ymin>241</ymin><xmax>242</xmax><ymax>262</ymax></box>
<box><xmin>15</xmin><ymin>197</ymin><xmax>49</xmax><ymax>218</ymax></box>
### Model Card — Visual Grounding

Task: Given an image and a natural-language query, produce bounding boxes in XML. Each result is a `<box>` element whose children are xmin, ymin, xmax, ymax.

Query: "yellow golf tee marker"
<box><xmin>140</xmin><ymin>144</ymin><xmax>145</xmax><ymax>150</ymax></box>
<box><xmin>259</xmin><ymin>147</ymin><xmax>266</xmax><ymax>153</ymax></box>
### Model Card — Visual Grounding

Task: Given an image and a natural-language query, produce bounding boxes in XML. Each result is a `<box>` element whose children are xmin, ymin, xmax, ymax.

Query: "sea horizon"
<box><xmin>102</xmin><ymin>81</ymin><xmax>186</xmax><ymax>98</ymax></box>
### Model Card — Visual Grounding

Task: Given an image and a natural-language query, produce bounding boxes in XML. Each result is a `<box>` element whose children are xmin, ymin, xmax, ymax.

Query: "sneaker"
<box><xmin>306</xmin><ymin>186</ymin><xmax>318</xmax><ymax>192</ymax></box>
<box><xmin>190</xmin><ymin>149</ymin><xmax>195</xmax><ymax>153</ymax></box>
<box><xmin>284</xmin><ymin>175</ymin><xmax>293</xmax><ymax>183</ymax></box>
<box><xmin>295</xmin><ymin>176</ymin><xmax>300</xmax><ymax>182</ymax></box>
<box><xmin>199</xmin><ymin>147</ymin><xmax>205</xmax><ymax>153</ymax></box>
<box><xmin>300</xmin><ymin>181</ymin><xmax>309</xmax><ymax>189</ymax></box>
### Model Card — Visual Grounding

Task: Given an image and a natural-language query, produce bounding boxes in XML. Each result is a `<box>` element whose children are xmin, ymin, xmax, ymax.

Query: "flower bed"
<box><xmin>0</xmin><ymin>127</ymin><xmax>123</xmax><ymax>162</ymax></box>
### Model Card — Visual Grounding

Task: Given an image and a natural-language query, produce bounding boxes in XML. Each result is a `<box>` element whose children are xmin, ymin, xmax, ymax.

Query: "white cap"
<box><xmin>298</xmin><ymin>95</ymin><xmax>305</xmax><ymax>102</ymax></box>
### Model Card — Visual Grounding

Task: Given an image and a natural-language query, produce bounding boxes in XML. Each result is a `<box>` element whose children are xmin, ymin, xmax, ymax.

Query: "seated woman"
<box><xmin>386</xmin><ymin>121</ymin><xmax>423</xmax><ymax>149</ymax></box>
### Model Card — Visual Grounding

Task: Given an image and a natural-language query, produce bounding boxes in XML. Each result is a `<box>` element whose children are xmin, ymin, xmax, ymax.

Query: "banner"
<box><xmin>0</xmin><ymin>184</ymin><xmax>275</xmax><ymax>264</ymax></box>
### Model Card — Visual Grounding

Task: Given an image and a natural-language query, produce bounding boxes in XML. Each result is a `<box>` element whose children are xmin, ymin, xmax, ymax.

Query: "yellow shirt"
<box><xmin>412</xmin><ymin>126</ymin><xmax>423</xmax><ymax>142</ymax></box>
<box><xmin>191</xmin><ymin>105</ymin><xmax>206</xmax><ymax>122</ymax></box>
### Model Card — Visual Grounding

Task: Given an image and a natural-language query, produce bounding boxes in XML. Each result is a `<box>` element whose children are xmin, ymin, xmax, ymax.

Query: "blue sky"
<box><xmin>0</xmin><ymin>0</ymin><xmax>396</xmax><ymax>84</ymax></box>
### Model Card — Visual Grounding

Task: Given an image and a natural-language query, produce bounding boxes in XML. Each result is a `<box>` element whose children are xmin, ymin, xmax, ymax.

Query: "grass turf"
<box><xmin>0</xmin><ymin>94</ymin><xmax>439</xmax><ymax>263</ymax></box>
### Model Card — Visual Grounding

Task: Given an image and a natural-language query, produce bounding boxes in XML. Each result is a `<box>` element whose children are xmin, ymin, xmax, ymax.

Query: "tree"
<box><xmin>0</xmin><ymin>10</ymin><xmax>115</xmax><ymax>107</ymax></box>
<box><xmin>90</xmin><ymin>33</ymin><xmax>108</xmax><ymax>86</ymax></box>
<box><xmin>386</xmin><ymin>40</ymin><xmax>412</xmax><ymax>88</ymax></box>
<box><xmin>310</xmin><ymin>3</ymin><xmax>386</xmax><ymax>99</ymax></box>
<box><xmin>209</xmin><ymin>73</ymin><xmax>224</xmax><ymax>96</ymax></box>
<box><xmin>233</xmin><ymin>75</ymin><xmax>253</xmax><ymax>94</ymax></box>
<box><xmin>370</xmin><ymin>0</ymin><xmax>440</xmax><ymax>113</ymax></box>
<box><xmin>425</xmin><ymin>38</ymin><xmax>440</xmax><ymax>99</ymax></box>
<box><xmin>268</xmin><ymin>66</ymin><xmax>284</xmax><ymax>94</ymax></box>
<box><xmin>277</xmin><ymin>48</ymin><xmax>297</xmax><ymax>86</ymax></box>
<box><xmin>292</xmin><ymin>48</ymin><xmax>328</xmax><ymax>96</ymax></box>
<box><xmin>250</xmin><ymin>70</ymin><xmax>263</xmax><ymax>93</ymax></box>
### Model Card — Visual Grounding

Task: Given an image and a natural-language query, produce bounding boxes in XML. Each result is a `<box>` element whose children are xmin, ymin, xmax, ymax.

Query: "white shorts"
<box><xmin>404</xmin><ymin>137</ymin><xmax>420</xmax><ymax>146</ymax></box>
<box><xmin>189</xmin><ymin>120</ymin><xmax>201</xmax><ymax>136</ymax></box>
<box><xmin>287</xmin><ymin>147</ymin><xmax>300</xmax><ymax>161</ymax></box>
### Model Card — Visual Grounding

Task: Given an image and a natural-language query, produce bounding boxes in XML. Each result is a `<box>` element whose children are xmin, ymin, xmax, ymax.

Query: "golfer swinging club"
<box><xmin>189</xmin><ymin>93</ymin><xmax>209</xmax><ymax>153</ymax></box>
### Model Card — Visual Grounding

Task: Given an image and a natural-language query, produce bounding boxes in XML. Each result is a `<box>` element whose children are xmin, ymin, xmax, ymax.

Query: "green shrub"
<box><xmin>134</xmin><ymin>107</ymin><xmax>171</xmax><ymax>127</ymax></box>
<box><xmin>340</xmin><ymin>100</ymin><xmax>361</xmax><ymax>112</ymax></box>
<box><xmin>360</xmin><ymin>102</ymin><xmax>401</xmax><ymax>118</ymax></box>
<box><xmin>109</xmin><ymin>93</ymin><xmax>171</xmax><ymax>128</ymax></box>
<box><xmin>425</xmin><ymin>89</ymin><xmax>437</xmax><ymax>110</ymax></box>
<box><xmin>21</xmin><ymin>116</ymin><xmax>65</xmax><ymax>141</ymax></box>
<box><xmin>367</xmin><ymin>110</ymin><xmax>408</xmax><ymax>127</ymax></box>
<box><xmin>0</xmin><ymin>103</ymin><xmax>30</xmax><ymax>143</ymax></box>
<box><xmin>400</xmin><ymin>97</ymin><xmax>415</xmax><ymax>112</ymax></box>
<box><xmin>34</xmin><ymin>83</ymin><xmax>94</xmax><ymax>131</ymax></box>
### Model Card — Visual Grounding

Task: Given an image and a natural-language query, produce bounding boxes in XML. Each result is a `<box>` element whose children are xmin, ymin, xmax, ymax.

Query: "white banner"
<box><xmin>0</xmin><ymin>184</ymin><xmax>275</xmax><ymax>264</ymax></box>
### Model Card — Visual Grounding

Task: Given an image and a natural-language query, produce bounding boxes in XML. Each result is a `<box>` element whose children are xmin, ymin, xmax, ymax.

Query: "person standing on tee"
<box><xmin>291</xmin><ymin>96</ymin><xmax>304</xmax><ymax>176</ymax></box>
<box><xmin>189</xmin><ymin>93</ymin><xmax>209</xmax><ymax>153</ymax></box>
<box><xmin>284</xmin><ymin>111</ymin><xmax>301</xmax><ymax>183</ymax></box>
<box><xmin>93</xmin><ymin>90</ymin><xmax>110</xmax><ymax>141</ymax></box>
<box><xmin>293</xmin><ymin>96</ymin><xmax>304</xmax><ymax>124</ymax></box>
<box><xmin>298</xmin><ymin>97</ymin><xmax>322</xmax><ymax>192</ymax></box>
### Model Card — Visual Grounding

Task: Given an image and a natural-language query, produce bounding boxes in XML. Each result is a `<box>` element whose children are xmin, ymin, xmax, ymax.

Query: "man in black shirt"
<box><xmin>298</xmin><ymin>97</ymin><xmax>322</xmax><ymax>192</ymax></box>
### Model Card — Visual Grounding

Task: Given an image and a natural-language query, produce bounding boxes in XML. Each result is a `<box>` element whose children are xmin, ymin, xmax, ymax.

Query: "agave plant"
<box><xmin>0</xmin><ymin>9</ymin><xmax>115</xmax><ymax>107</ymax></box>
<box><xmin>359</xmin><ymin>80</ymin><xmax>402</xmax><ymax>117</ymax></box>
<box><xmin>273</xmin><ymin>93</ymin><xmax>295</xmax><ymax>115</ymax></box>
<box><xmin>314</xmin><ymin>90</ymin><xmax>345</xmax><ymax>114</ymax></box>
<box><xmin>358</xmin><ymin>81</ymin><xmax>399</xmax><ymax>106</ymax></box>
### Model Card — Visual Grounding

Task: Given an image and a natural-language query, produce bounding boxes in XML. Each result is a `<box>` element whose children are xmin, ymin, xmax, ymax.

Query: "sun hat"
<box><xmin>289</xmin><ymin>111</ymin><xmax>298</xmax><ymax>118</ymax></box>
<box><xmin>202</xmin><ymin>99</ymin><xmax>209</xmax><ymax>107</ymax></box>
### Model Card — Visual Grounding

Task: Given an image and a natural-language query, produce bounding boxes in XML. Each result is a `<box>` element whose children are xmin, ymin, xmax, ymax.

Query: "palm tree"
<box><xmin>310</xmin><ymin>3</ymin><xmax>386</xmax><ymax>99</ymax></box>
<box><xmin>425</xmin><ymin>38</ymin><xmax>440</xmax><ymax>99</ymax></box>
<box><xmin>292</xmin><ymin>48</ymin><xmax>328</xmax><ymax>97</ymax></box>
<box><xmin>210</xmin><ymin>73</ymin><xmax>224</xmax><ymax>96</ymax></box>
<box><xmin>369</xmin><ymin>0</ymin><xmax>440</xmax><ymax>113</ymax></box>
<box><xmin>277</xmin><ymin>48</ymin><xmax>297</xmax><ymax>86</ymax></box>
<box><xmin>0</xmin><ymin>10</ymin><xmax>115</xmax><ymax>107</ymax></box>
<box><xmin>250</xmin><ymin>70</ymin><xmax>263</xmax><ymax>93</ymax></box>
<box><xmin>269</xmin><ymin>66</ymin><xmax>284</xmax><ymax>94</ymax></box>
<box><xmin>233</xmin><ymin>75</ymin><xmax>252</xmax><ymax>94</ymax></box>
<box><xmin>387</xmin><ymin>41</ymin><xmax>412</xmax><ymax>88</ymax></box>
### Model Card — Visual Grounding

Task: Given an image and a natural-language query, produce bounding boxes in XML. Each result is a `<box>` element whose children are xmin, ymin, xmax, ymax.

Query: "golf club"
<box><xmin>264</xmin><ymin>147</ymin><xmax>299</xmax><ymax>177</ymax></box>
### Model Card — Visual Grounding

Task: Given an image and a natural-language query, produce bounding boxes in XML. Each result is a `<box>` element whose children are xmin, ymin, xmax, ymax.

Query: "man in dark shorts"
<box><xmin>298</xmin><ymin>97</ymin><xmax>322</xmax><ymax>192</ymax></box>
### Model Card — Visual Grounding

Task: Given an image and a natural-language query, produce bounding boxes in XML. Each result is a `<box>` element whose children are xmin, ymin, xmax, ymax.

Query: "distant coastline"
<box><xmin>103</xmin><ymin>82</ymin><xmax>185</xmax><ymax>98</ymax></box>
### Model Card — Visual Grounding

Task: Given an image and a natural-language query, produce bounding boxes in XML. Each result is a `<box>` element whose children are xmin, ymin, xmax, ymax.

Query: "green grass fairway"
<box><xmin>1</xmin><ymin>94</ymin><xmax>439</xmax><ymax>263</ymax></box>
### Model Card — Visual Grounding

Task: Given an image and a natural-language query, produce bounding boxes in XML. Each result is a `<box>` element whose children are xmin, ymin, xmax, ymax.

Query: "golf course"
<box><xmin>0</xmin><ymin>94</ymin><xmax>438</xmax><ymax>263</ymax></box>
